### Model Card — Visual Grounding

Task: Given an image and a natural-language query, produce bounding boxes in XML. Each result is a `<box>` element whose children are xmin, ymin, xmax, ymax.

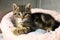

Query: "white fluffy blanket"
<box><xmin>0</xmin><ymin>8</ymin><xmax>60</xmax><ymax>40</ymax></box>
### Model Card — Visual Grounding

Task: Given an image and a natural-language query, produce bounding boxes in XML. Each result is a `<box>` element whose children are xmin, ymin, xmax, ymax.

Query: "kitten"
<box><xmin>13</xmin><ymin>3</ymin><xmax>34</xmax><ymax>35</ymax></box>
<box><xmin>12</xmin><ymin>3</ymin><xmax>60</xmax><ymax>35</ymax></box>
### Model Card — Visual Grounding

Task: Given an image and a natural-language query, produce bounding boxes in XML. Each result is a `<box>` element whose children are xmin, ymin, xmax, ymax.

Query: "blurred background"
<box><xmin>0</xmin><ymin>0</ymin><xmax>60</xmax><ymax>32</ymax></box>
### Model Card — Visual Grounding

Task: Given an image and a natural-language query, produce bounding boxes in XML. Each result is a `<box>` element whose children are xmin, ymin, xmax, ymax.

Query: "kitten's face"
<box><xmin>13</xmin><ymin>3</ymin><xmax>31</xmax><ymax>23</ymax></box>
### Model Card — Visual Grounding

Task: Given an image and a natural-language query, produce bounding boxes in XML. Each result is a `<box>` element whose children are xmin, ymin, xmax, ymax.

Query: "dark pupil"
<box><xmin>18</xmin><ymin>13</ymin><xmax>20</xmax><ymax>15</ymax></box>
<box><xmin>24</xmin><ymin>13</ymin><xmax>27</xmax><ymax>16</ymax></box>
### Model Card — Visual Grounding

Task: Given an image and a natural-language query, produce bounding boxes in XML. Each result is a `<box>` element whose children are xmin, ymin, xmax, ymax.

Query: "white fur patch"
<box><xmin>16</xmin><ymin>18</ymin><xmax>27</xmax><ymax>23</ymax></box>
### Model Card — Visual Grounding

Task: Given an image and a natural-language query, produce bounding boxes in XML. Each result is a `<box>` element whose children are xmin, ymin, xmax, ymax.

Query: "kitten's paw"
<box><xmin>13</xmin><ymin>29</ymin><xmax>24</xmax><ymax>35</ymax></box>
<box><xmin>45</xmin><ymin>27</ymin><xmax>52</xmax><ymax>32</ymax></box>
<box><xmin>13</xmin><ymin>27</ymin><xmax>29</xmax><ymax>35</ymax></box>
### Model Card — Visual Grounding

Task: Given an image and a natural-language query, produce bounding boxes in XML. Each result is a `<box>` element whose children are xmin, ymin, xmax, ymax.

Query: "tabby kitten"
<box><xmin>13</xmin><ymin>3</ymin><xmax>35</xmax><ymax>35</ymax></box>
<box><xmin>12</xmin><ymin>3</ymin><xmax>60</xmax><ymax>35</ymax></box>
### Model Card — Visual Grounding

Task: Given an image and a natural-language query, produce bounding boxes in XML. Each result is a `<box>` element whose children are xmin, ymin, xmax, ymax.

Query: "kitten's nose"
<box><xmin>21</xmin><ymin>16</ymin><xmax>24</xmax><ymax>20</ymax></box>
<box><xmin>21</xmin><ymin>18</ymin><xmax>23</xmax><ymax>20</ymax></box>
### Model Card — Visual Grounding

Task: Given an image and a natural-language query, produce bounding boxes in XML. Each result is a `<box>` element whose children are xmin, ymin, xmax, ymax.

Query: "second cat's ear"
<box><xmin>25</xmin><ymin>3</ymin><xmax>31</xmax><ymax>9</ymax></box>
<box><xmin>13</xmin><ymin>3</ymin><xmax>18</xmax><ymax>11</ymax></box>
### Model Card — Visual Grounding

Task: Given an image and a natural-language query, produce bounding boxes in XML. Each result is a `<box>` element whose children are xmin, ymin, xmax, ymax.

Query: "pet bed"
<box><xmin>0</xmin><ymin>8</ymin><xmax>60</xmax><ymax>40</ymax></box>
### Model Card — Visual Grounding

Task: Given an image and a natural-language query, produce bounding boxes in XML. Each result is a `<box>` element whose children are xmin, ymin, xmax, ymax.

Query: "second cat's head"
<box><xmin>13</xmin><ymin>3</ymin><xmax>31</xmax><ymax>20</ymax></box>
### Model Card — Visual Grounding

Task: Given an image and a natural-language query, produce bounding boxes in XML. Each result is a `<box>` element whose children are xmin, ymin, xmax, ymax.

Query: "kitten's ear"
<box><xmin>25</xmin><ymin>3</ymin><xmax>31</xmax><ymax>9</ymax></box>
<box><xmin>13</xmin><ymin>3</ymin><xmax>18</xmax><ymax>11</ymax></box>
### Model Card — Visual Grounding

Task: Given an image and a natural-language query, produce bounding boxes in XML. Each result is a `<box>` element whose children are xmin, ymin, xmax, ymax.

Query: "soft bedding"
<box><xmin>0</xmin><ymin>8</ymin><xmax>60</xmax><ymax>40</ymax></box>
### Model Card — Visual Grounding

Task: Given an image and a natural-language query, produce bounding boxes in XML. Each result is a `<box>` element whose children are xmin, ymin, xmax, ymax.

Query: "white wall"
<box><xmin>36</xmin><ymin>0</ymin><xmax>41</xmax><ymax>8</ymax></box>
<box><xmin>41</xmin><ymin>0</ymin><xmax>60</xmax><ymax>12</ymax></box>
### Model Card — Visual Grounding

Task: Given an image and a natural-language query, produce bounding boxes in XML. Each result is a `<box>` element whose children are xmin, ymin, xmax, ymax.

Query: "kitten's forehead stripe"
<box><xmin>18</xmin><ymin>5</ymin><xmax>25</xmax><ymax>12</ymax></box>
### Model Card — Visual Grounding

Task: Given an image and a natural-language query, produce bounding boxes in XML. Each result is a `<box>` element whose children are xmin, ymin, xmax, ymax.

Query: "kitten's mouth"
<box><xmin>19</xmin><ymin>22</ymin><xmax>23</xmax><ymax>25</ymax></box>
<box><xmin>17</xmin><ymin>18</ymin><xmax>28</xmax><ymax>23</ymax></box>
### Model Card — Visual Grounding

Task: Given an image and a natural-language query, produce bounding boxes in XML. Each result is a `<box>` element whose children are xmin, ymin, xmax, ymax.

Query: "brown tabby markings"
<box><xmin>13</xmin><ymin>3</ymin><xmax>32</xmax><ymax>35</ymax></box>
<box><xmin>12</xmin><ymin>3</ymin><xmax>60</xmax><ymax>35</ymax></box>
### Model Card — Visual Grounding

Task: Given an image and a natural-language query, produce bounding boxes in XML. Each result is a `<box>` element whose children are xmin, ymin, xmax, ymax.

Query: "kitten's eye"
<box><xmin>18</xmin><ymin>13</ymin><xmax>20</xmax><ymax>15</ymax></box>
<box><xmin>24</xmin><ymin>13</ymin><xmax>27</xmax><ymax>16</ymax></box>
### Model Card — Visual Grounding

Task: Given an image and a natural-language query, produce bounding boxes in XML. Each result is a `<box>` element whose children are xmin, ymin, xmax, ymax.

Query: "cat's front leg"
<box><xmin>13</xmin><ymin>26</ymin><xmax>31</xmax><ymax>35</ymax></box>
<box><xmin>13</xmin><ymin>27</ymin><xmax>26</xmax><ymax>35</ymax></box>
